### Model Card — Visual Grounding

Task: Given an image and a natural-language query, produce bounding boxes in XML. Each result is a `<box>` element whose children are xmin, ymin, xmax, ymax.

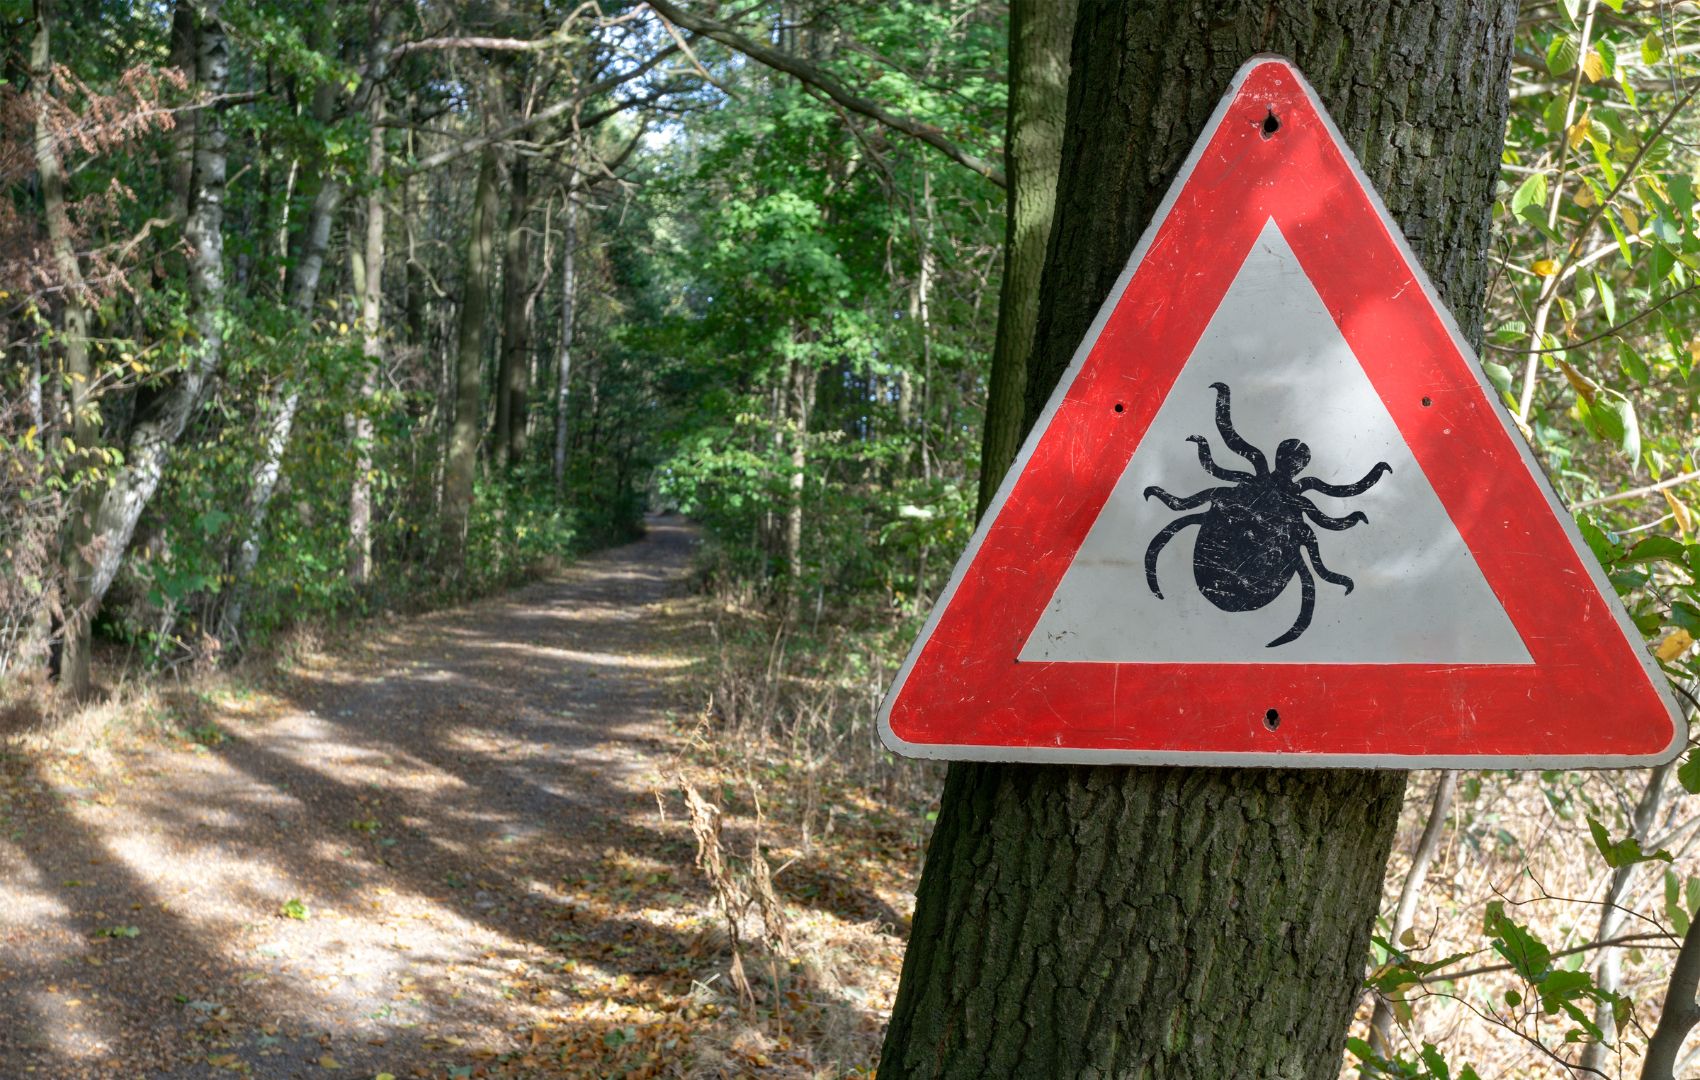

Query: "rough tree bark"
<box><xmin>440</xmin><ymin>148</ymin><xmax>501</xmax><ymax>567</ymax></box>
<box><xmin>879</xmin><ymin>4</ymin><xmax>1518</xmax><ymax>1077</ymax></box>
<box><xmin>975</xmin><ymin>0</ymin><xmax>1076</xmax><ymax>517</ymax></box>
<box><xmin>54</xmin><ymin>0</ymin><xmax>229</xmax><ymax>698</ymax></box>
<box><xmin>496</xmin><ymin>155</ymin><xmax>532</xmax><ymax>470</ymax></box>
<box><xmin>552</xmin><ymin>184</ymin><xmax>578</xmax><ymax>490</ymax></box>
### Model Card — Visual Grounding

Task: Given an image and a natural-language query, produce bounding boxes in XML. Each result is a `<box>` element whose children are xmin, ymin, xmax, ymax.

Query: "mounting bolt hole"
<box><xmin>1261</xmin><ymin>109</ymin><xmax>1281</xmax><ymax>139</ymax></box>
<box><xmin>1263</xmin><ymin>708</ymin><xmax>1281</xmax><ymax>730</ymax></box>
<box><xmin>1114</xmin><ymin>402</ymin><xmax>1125</xmax><ymax>414</ymax></box>
<box><xmin>1421</xmin><ymin>396</ymin><xmax>1433</xmax><ymax>407</ymax></box>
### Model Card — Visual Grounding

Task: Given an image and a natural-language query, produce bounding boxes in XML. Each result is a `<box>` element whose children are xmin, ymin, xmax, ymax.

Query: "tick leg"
<box><xmin>1187</xmin><ymin>435</ymin><xmax>1255</xmax><ymax>482</ymax></box>
<box><xmin>1143</xmin><ymin>485</ymin><xmax>1221</xmax><ymax>511</ymax></box>
<box><xmin>1298</xmin><ymin>460</ymin><xmax>1391</xmax><ymax>498</ymax></box>
<box><xmin>1208</xmin><ymin>381</ymin><xmax>1268</xmax><ymax>474</ymax></box>
<box><xmin>1144</xmin><ymin>512</ymin><xmax>1209</xmax><ymax>599</ymax></box>
<box><xmin>1268</xmin><ymin>561</ymin><xmax>1315</xmax><ymax>647</ymax></box>
<box><xmin>1302</xmin><ymin>535</ymin><xmax>1356</xmax><ymax>593</ymax></box>
<box><xmin>1301</xmin><ymin>503</ymin><xmax>1369</xmax><ymax>531</ymax></box>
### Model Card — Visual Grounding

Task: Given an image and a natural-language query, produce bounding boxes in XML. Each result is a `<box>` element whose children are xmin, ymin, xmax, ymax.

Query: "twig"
<box><xmin>1572</xmin><ymin>468</ymin><xmax>1700</xmax><ymax>508</ymax></box>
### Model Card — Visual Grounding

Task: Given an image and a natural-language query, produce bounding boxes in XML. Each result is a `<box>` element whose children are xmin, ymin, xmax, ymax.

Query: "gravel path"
<box><xmin>0</xmin><ymin>517</ymin><xmax>711</xmax><ymax>1078</ymax></box>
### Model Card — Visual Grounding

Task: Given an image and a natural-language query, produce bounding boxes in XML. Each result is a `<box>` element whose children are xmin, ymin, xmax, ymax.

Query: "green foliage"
<box><xmin>1586</xmin><ymin>813</ymin><xmax>1673</xmax><ymax>868</ymax></box>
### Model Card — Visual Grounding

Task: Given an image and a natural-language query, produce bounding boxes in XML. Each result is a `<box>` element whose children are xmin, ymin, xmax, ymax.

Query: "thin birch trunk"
<box><xmin>54</xmin><ymin>0</ymin><xmax>228</xmax><ymax>698</ymax></box>
<box><xmin>349</xmin><ymin>99</ymin><xmax>385</xmax><ymax>584</ymax></box>
<box><xmin>1368</xmin><ymin>770</ymin><xmax>1459</xmax><ymax>1058</ymax></box>
<box><xmin>1580</xmin><ymin>759</ymin><xmax>1678</xmax><ymax>1071</ymax></box>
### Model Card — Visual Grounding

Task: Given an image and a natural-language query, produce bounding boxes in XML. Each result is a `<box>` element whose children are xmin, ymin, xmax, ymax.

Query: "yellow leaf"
<box><xmin>207</xmin><ymin>1054</ymin><xmax>239</xmax><ymax>1067</ymax></box>
<box><xmin>1568</xmin><ymin>109</ymin><xmax>1592</xmax><ymax>150</ymax></box>
<box><xmin>317</xmin><ymin>1055</ymin><xmax>341</xmax><ymax>1070</ymax></box>
<box><xmin>1666</xmin><ymin>489</ymin><xmax>1694</xmax><ymax>537</ymax></box>
<box><xmin>1621</xmin><ymin>205</ymin><xmax>1641</xmax><ymax>234</ymax></box>
<box><xmin>1583</xmin><ymin>50</ymin><xmax>1606</xmax><ymax>82</ymax></box>
<box><xmin>1657</xmin><ymin>628</ymin><xmax>1694</xmax><ymax>662</ymax></box>
<box><xmin>1574</xmin><ymin>185</ymin><xmax>1596</xmax><ymax>207</ymax></box>
<box><xmin>1558</xmin><ymin>360</ymin><xmax>1597</xmax><ymax>404</ymax></box>
<box><xmin>1532</xmin><ymin>258</ymin><xmax>1560</xmax><ymax>277</ymax></box>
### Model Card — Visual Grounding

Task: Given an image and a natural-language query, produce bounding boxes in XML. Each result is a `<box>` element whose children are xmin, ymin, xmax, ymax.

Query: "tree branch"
<box><xmin>1573</xmin><ymin>469</ymin><xmax>1700</xmax><ymax>509</ymax></box>
<box><xmin>400</xmin><ymin>44</ymin><xmax>680</xmax><ymax>177</ymax></box>
<box><xmin>1642</xmin><ymin>915</ymin><xmax>1700</xmax><ymax>1080</ymax></box>
<box><xmin>643</xmin><ymin>0</ymin><xmax>1005</xmax><ymax>188</ymax></box>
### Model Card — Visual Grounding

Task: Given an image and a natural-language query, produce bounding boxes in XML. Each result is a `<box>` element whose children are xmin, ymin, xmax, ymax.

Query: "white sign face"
<box><xmin>1020</xmin><ymin>221</ymin><xmax>1531</xmax><ymax>665</ymax></box>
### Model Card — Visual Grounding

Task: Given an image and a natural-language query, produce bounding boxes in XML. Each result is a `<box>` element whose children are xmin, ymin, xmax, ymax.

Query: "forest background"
<box><xmin>5</xmin><ymin>0</ymin><xmax>1700</xmax><ymax>1076</ymax></box>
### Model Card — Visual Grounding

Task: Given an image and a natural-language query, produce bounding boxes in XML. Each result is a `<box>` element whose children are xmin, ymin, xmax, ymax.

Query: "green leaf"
<box><xmin>1588</xmin><ymin>814</ymin><xmax>1674</xmax><ymax>868</ymax></box>
<box><xmin>1672</xmin><ymin>601</ymin><xmax>1700</xmax><ymax>635</ymax></box>
<box><xmin>1618</xmin><ymin>340</ymin><xmax>1649</xmax><ymax>385</ymax></box>
<box><xmin>1576</xmin><ymin>517</ymin><xmax>1621</xmax><ymax>566</ymax></box>
<box><xmin>1484</xmin><ymin>900</ymin><xmax>1551</xmax><ymax>980</ymax></box>
<box><xmin>1484</xmin><ymin>361</ymin><xmax>1514</xmax><ymax>396</ymax></box>
<box><xmin>1548</xmin><ymin>34</ymin><xmax>1582</xmax><ymax>76</ymax></box>
<box><xmin>1644</xmin><ymin>32</ymin><xmax>1666</xmax><ymax>66</ymax></box>
<box><xmin>281</xmin><ymin>898</ymin><xmax>309</xmax><ymax>921</ymax></box>
<box><xmin>1420</xmin><ymin>1043</ymin><xmax>1452</xmax><ymax>1080</ymax></box>
<box><xmin>1512</xmin><ymin>172</ymin><xmax>1549</xmax><ymax>219</ymax></box>
<box><xmin>1596</xmin><ymin>37</ymin><xmax>1618</xmax><ymax>77</ymax></box>
<box><xmin>1622</xmin><ymin>536</ymin><xmax>1688</xmax><ymax>565</ymax></box>
<box><xmin>1592</xmin><ymin>271</ymin><xmax>1616</xmax><ymax>325</ymax></box>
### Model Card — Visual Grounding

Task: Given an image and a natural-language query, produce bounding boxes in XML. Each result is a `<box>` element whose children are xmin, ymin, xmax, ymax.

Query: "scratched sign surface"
<box><xmin>878</xmin><ymin>56</ymin><xmax>1685</xmax><ymax>768</ymax></box>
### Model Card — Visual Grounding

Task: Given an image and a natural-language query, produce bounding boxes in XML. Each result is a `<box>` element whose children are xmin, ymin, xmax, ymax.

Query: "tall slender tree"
<box><xmin>880</xmin><ymin>4</ymin><xmax>1520</xmax><ymax>1075</ymax></box>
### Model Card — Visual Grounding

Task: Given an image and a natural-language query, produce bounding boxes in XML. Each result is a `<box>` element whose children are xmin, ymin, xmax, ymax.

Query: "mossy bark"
<box><xmin>881</xmin><ymin>3</ymin><xmax>1518</xmax><ymax>1077</ymax></box>
<box><xmin>976</xmin><ymin>0</ymin><xmax>1077</xmax><ymax>516</ymax></box>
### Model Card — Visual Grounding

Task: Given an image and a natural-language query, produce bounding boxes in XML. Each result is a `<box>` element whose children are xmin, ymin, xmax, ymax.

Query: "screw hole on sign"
<box><xmin>1114</xmin><ymin>402</ymin><xmax>1125</xmax><ymax>414</ymax></box>
<box><xmin>1264</xmin><ymin>708</ymin><xmax>1280</xmax><ymax>730</ymax></box>
<box><xmin>1261</xmin><ymin>108</ymin><xmax>1280</xmax><ymax>138</ymax></box>
<box><xmin>1421</xmin><ymin>396</ymin><xmax>1433</xmax><ymax>407</ymax></box>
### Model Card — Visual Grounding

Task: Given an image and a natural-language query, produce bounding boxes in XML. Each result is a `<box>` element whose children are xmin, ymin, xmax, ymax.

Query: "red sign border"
<box><xmin>878</xmin><ymin>56</ymin><xmax>1685</xmax><ymax>768</ymax></box>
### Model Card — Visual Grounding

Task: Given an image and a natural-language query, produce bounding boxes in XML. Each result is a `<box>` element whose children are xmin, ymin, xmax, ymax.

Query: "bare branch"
<box><xmin>1572</xmin><ymin>469</ymin><xmax>1700</xmax><ymax>509</ymax></box>
<box><xmin>643</xmin><ymin>0</ymin><xmax>1005</xmax><ymax>188</ymax></box>
<box><xmin>400</xmin><ymin>44</ymin><xmax>681</xmax><ymax>177</ymax></box>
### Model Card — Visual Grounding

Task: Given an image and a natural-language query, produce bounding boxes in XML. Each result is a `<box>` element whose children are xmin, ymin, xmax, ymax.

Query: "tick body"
<box><xmin>1143</xmin><ymin>382</ymin><xmax>1391</xmax><ymax>647</ymax></box>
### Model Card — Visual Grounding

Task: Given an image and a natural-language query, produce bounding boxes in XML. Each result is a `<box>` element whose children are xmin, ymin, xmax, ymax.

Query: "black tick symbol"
<box><xmin>1143</xmin><ymin>382</ymin><xmax>1391</xmax><ymax>647</ymax></box>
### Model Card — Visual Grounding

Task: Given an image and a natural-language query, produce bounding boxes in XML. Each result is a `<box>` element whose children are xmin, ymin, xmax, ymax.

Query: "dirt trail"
<box><xmin>1</xmin><ymin>517</ymin><xmax>724</xmax><ymax>1078</ymax></box>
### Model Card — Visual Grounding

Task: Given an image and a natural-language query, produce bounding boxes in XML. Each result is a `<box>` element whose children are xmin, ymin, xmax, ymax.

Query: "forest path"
<box><xmin>0</xmin><ymin>517</ymin><xmax>723</xmax><ymax>1078</ymax></box>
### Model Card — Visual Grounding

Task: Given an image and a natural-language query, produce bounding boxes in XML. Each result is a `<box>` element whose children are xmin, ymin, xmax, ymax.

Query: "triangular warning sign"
<box><xmin>880</xmin><ymin>56</ymin><xmax>1684</xmax><ymax>768</ymax></box>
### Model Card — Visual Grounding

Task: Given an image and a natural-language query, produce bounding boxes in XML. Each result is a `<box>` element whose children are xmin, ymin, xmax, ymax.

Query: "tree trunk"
<box><xmin>1368</xmin><ymin>770</ymin><xmax>1459</xmax><ymax>1058</ymax></box>
<box><xmin>552</xmin><ymin>186</ymin><xmax>578</xmax><ymax>490</ymax></box>
<box><xmin>1580</xmin><ymin>759</ymin><xmax>1678</xmax><ymax>1071</ymax></box>
<box><xmin>879</xmin><ymin>5</ymin><xmax>1518</xmax><ymax>1077</ymax></box>
<box><xmin>219</xmin><ymin>9</ymin><xmax>395</xmax><ymax>643</ymax></box>
<box><xmin>441</xmin><ymin>148</ymin><xmax>500</xmax><ymax>567</ymax></box>
<box><xmin>496</xmin><ymin>155</ymin><xmax>532</xmax><ymax>471</ymax></box>
<box><xmin>783</xmin><ymin>349</ymin><xmax>815</xmax><ymax>588</ymax></box>
<box><xmin>33</xmin><ymin>0</ymin><xmax>97</xmax><ymax>694</ymax></box>
<box><xmin>55</xmin><ymin>0</ymin><xmax>228</xmax><ymax>698</ymax></box>
<box><xmin>975</xmin><ymin>0</ymin><xmax>1076</xmax><ymax>517</ymax></box>
<box><xmin>348</xmin><ymin>101</ymin><xmax>385</xmax><ymax>585</ymax></box>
